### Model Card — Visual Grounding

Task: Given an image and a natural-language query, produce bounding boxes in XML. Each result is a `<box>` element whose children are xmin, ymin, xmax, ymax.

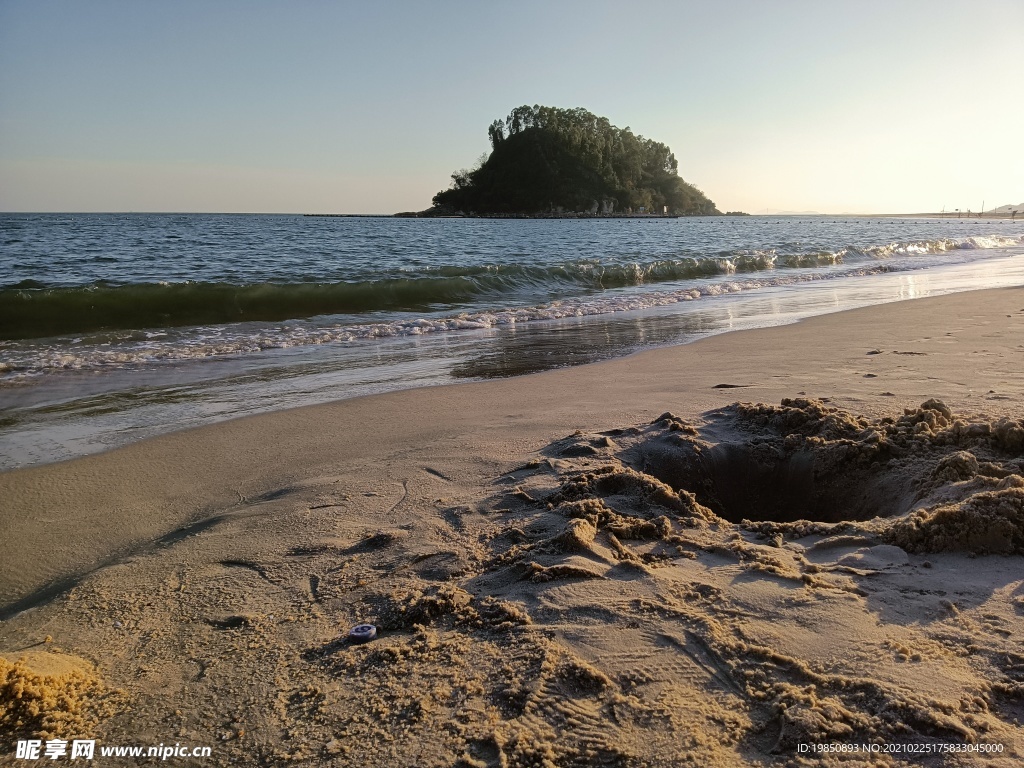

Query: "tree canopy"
<box><xmin>431</xmin><ymin>105</ymin><xmax>719</xmax><ymax>216</ymax></box>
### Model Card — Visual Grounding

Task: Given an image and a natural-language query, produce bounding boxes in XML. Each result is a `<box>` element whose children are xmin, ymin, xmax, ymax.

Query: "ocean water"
<box><xmin>2</xmin><ymin>213</ymin><xmax>1023</xmax><ymax>470</ymax></box>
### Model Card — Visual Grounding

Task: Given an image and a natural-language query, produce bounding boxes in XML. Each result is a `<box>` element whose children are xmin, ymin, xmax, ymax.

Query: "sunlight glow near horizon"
<box><xmin>1</xmin><ymin>0</ymin><xmax>1021</xmax><ymax>215</ymax></box>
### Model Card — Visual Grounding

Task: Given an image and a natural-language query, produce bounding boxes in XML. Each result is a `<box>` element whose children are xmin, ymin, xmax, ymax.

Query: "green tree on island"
<box><xmin>431</xmin><ymin>105</ymin><xmax>720</xmax><ymax>216</ymax></box>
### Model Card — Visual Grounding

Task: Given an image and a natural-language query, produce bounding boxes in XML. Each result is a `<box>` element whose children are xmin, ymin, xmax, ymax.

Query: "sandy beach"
<box><xmin>2</xmin><ymin>287</ymin><xmax>1023</xmax><ymax>766</ymax></box>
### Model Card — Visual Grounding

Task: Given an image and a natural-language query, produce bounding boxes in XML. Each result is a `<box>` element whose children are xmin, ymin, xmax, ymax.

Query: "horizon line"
<box><xmin>3</xmin><ymin>210</ymin><xmax>1018</xmax><ymax>218</ymax></box>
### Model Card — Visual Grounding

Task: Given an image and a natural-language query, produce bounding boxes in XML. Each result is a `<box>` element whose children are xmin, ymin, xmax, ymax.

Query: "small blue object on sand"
<box><xmin>348</xmin><ymin>624</ymin><xmax>377</xmax><ymax>643</ymax></box>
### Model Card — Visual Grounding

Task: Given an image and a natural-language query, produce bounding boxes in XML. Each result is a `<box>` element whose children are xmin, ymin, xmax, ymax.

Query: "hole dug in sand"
<box><xmin>630</xmin><ymin>399</ymin><xmax>1024</xmax><ymax>552</ymax></box>
<box><xmin>660</xmin><ymin>440</ymin><xmax>911</xmax><ymax>524</ymax></box>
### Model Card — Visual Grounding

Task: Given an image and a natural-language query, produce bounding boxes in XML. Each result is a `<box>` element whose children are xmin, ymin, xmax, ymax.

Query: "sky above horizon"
<box><xmin>1</xmin><ymin>0</ymin><xmax>1021</xmax><ymax>215</ymax></box>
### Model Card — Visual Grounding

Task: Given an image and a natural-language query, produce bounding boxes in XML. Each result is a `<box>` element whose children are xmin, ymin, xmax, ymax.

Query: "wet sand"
<box><xmin>2</xmin><ymin>288</ymin><xmax>1023</xmax><ymax>766</ymax></box>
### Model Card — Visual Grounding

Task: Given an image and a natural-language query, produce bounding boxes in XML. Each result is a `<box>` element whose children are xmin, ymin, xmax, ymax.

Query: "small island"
<box><xmin>407</xmin><ymin>105</ymin><xmax>721</xmax><ymax>218</ymax></box>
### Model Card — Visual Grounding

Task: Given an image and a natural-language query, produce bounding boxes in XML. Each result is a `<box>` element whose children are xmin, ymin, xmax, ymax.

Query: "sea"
<box><xmin>2</xmin><ymin>213</ymin><xmax>1023</xmax><ymax>471</ymax></box>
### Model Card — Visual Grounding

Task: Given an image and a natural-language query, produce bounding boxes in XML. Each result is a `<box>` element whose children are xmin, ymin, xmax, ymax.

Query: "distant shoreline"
<box><xmin>887</xmin><ymin>212</ymin><xmax>1021</xmax><ymax>220</ymax></box>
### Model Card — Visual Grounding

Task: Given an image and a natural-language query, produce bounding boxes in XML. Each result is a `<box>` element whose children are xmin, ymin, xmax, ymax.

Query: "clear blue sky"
<box><xmin>1</xmin><ymin>0</ymin><xmax>1021</xmax><ymax>214</ymax></box>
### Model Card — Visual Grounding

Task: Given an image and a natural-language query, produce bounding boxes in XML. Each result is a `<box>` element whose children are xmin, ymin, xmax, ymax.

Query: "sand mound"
<box><xmin>884</xmin><ymin>486</ymin><xmax>1024</xmax><ymax>555</ymax></box>
<box><xmin>552</xmin><ymin>465</ymin><xmax>714</xmax><ymax>523</ymax></box>
<box><xmin>375</xmin><ymin>584</ymin><xmax>532</xmax><ymax>631</ymax></box>
<box><xmin>0</xmin><ymin>651</ymin><xmax>122</xmax><ymax>740</ymax></box>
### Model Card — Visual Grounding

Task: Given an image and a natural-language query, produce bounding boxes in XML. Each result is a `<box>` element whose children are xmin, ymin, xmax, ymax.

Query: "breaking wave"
<box><xmin>3</xmin><ymin>234</ymin><xmax>1020</xmax><ymax>341</ymax></box>
<box><xmin>0</xmin><ymin>261</ymin><xmax>960</xmax><ymax>379</ymax></box>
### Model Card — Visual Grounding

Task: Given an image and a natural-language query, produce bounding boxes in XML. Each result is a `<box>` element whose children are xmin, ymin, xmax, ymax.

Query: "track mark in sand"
<box><xmin>308</xmin><ymin>574</ymin><xmax>321</xmax><ymax>603</ymax></box>
<box><xmin>607</xmin><ymin>631</ymin><xmax>712</xmax><ymax>685</ymax></box>
<box><xmin>423</xmin><ymin>467</ymin><xmax>454</xmax><ymax>482</ymax></box>
<box><xmin>658</xmin><ymin>631</ymin><xmax>746</xmax><ymax>697</ymax></box>
<box><xmin>254</xmin><ymin>486</ymin><xmax>294</xmax><ymax>502</ymax></box>
<box><xmin>285</xmin><ymin>543</ymin><xmax>340</xmax><ymax>557</ymax></box>
<box><xmin>218</xmin><ymin>559</ymin><xmax>275</xmax><ymax>582</ymax></box>
<box><xmin>188</xmin><ymin>658</ymin><xmax>210</xmax><ymax>681</ymax></box>
<box><xmin>408</xmin><ymin>552</ymin><xmax>441</xmax><ymax>567</ymax></box>
<box><xmin>597</xmin><ymin>625</ymin><xmax>743</xmax><ymax>699</ymax></box>
<box><xmin>511</xmin><ymin>487</ymin><xmax>538</xmax><ymax>503</ymax></box>
<box><xmin>234</xmin><ymin>485</ymin><xmax>295</xmax><ymax>505</ymax></box>
<box><xmin>386</xmin><ymin>480</ymin><xmax>410</xmax><ymax>515</ymax></box>
<box><xmin>520</xmin><ymin>660</ymin><xmax>625</xmax><ymax>764</ymax></box>
<box><xmin>205</xmin><ymin>614</ymin><xmax>255</xmax><ymax>630</ymax></box>
<box><xmin>976</xmin><ymin>612</ymin><xmax>1013</xmax><ymax>637</ymax></box>
<box><xmin>339</xmin><ymin>530</ymin><xmax>405</xmax><ymax>555</ymax></box>
<box><xmin>464</xmin><ymin>737</ymin><xmax>502</xmax><ymax>768</ymax></box>
<box><xmin>441</xmin><ymin>506</ymin><xmax>469</xmax><ymax>532</ymax></box>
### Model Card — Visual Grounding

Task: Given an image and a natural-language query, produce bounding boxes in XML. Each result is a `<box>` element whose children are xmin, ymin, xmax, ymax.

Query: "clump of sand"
<box><xmin>552</xmin><ymin>465</ymin><xmax>714</xmax><ymax>523</ymax></box>
<box><xmin>884</xmin><ymin>486</ymin><xmax>1024</xmax><ymax>555</ymax></box>
<box><xmin>0</xmin><ymin>651</ymin><xmax>123</xmax><ymax>741</ymax></box>
<box><xmin>993</xmin><ymin>417</ymin><xmax>1024</xmax><ymax>453</ymax></box>
<box><xmin>733</xmin><ymin>397</ymin><xmax>871</xmax><ymax>440</ymax></box>
<box><xmin>377</xmin><ymin>584</ymin><xmax>532</xmax><ymax>631</ymax></box>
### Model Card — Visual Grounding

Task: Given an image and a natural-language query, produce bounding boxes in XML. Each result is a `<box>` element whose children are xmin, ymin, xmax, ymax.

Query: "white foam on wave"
<box><xmin>0</xmin><ymin>263</ymin><xmax>910</xmax><ymax>379</ymax></box>
<box><xmin>843</xmin><ymin>234</ymin><xmax>1023</xmax><ymax>260</ymax></box>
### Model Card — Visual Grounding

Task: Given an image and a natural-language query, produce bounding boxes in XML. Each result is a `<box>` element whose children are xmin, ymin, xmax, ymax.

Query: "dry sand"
<box><xmin>1</xmin><ymin>288</ymin><xmax>1023</xmax><ymax>766</ymax></box>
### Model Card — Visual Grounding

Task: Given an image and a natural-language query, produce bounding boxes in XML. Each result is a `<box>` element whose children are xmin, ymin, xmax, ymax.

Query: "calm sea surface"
<box><xmin>2</xmin><ymin>213</ymin><xmax>1023</xmax><ymax>470</ymax></box>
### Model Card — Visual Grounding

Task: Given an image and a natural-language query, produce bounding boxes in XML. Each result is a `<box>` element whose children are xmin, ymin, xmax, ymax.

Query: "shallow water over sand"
<box><xmin>1</xmin><ymin>215</ymin><xmax>1023</xmax><ymax>469</ymax></box>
